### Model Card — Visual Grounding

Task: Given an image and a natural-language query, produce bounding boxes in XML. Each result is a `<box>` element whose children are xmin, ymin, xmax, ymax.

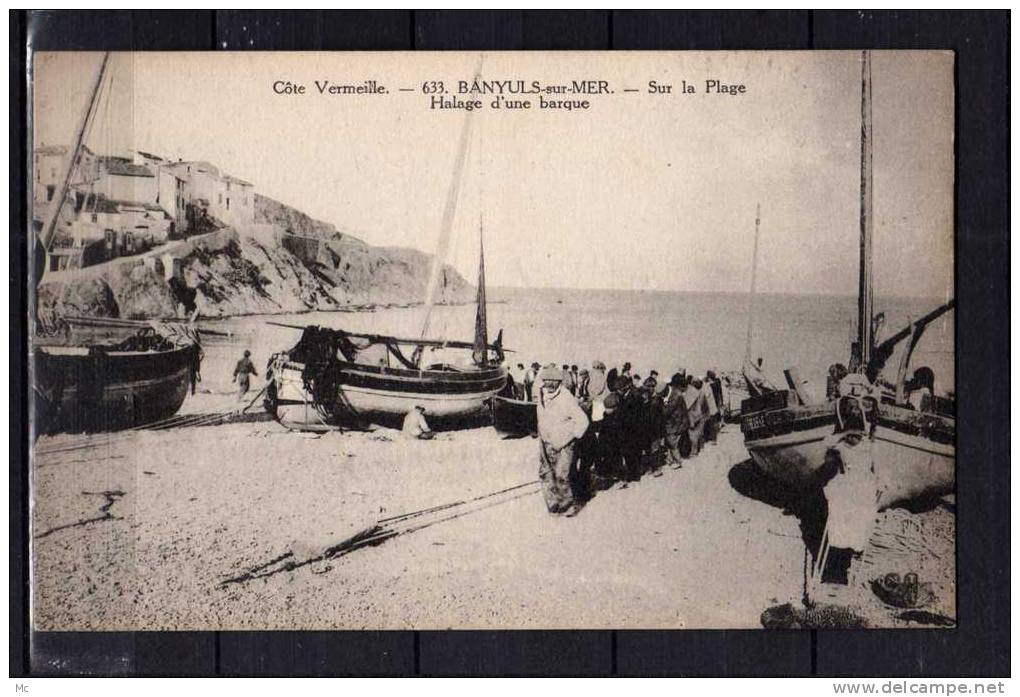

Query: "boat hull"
<box><xmin>743</xmin><ymin>400</ymin><xmax>954</xmax><ymax>509</ymax></box>
<box><xmin>492</xmin><ymin>395</ymin><xmax>537</xmax><ymax>436</ymax></box>
<box><xmin>32</xmin><ymin>343</ymin><xmax>198</xmax><ymax>434</ymax></box>
<box><xmin>272</xmin><ymin>360</ymin><xmax>507</xmax><ymax>429</ymax></box>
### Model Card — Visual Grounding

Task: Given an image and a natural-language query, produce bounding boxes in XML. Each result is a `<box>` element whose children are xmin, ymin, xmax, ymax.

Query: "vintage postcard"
<box><xmin>29</xmin><ymin>50</ymin><xmax>955</xmax><ymax>630</ymax></box>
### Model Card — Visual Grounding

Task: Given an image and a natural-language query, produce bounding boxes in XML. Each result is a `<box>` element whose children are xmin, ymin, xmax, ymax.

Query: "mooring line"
<box><xmin>34</xmin><ymin>410</ymin><xmax>243</xmax><ymax>456</ymax></box>
<box><xmin>378</xmin><ymin>480</ymin><xmax>541</xmax><ymax>526</ymax></box>
<box><xmin>218</xmin><ymin>480</ymin><xmax>542</xmax><ymax>588</ymax></box>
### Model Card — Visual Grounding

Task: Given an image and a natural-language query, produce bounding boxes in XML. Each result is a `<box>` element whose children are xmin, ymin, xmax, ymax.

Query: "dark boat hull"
<box><xmin>491</xmin><ymin>395</ymin><xmax>537</xmax><ymax>436</ymax></box>
<box><xmin>32</xmin><ymin>343</ymin><xmax>198</xmax><ymax>434</ymax></box>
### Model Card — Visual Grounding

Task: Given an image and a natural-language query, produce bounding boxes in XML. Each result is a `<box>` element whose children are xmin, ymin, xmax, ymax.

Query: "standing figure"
<box><xmin>585</xmin><ymin>360</ymin><xmax>610</xmax><ymax>485</ymax></box>
<box><xmin>827</xmin><ymin>363</ymin><xmax>850</xmax><ymax>401</ymax></box>
<box><xmin>606</xmin><ymin>366</ymin><xmax>619</xmax><ymax>394</ymax></box>
<box><xmin>615</xmin><ymin>375</ymin><xmax>645</xmax><ymax>485</ymax></box>
<box><xmin>642</xmin><ymin>376</ymin><xmax>666</xmax><ymax>475</ymax></box>
<box><xmin>233</xmin><ymin>349</ymin><xmax>258</xmax><ymax>400</ymax></box>
<box><xmin>649</xmin><ymin>370</ymin><xmax>663</xmax><ymax>396</ymax></box>
<box><xmin>536</xmin><ymin>364</ymin><xmax>590</xmax><ymax>516</ymax></box>
<box><xmin>510</xmin><ymin>363</ymin><xmax>526</xmax><ymax>399</ymax></box>
<box><xmin>597</xmin><ymin>389</ymin><xmax>622</xmax><ymax>486</ymax></box>
<box><xmin>577</xmin><ymin>367</ymin><xmax>591</xmax><ymax>400</ymax></box>
<box><xmin>588</xmin><ymin>361</ymin><xmax>608</xmax><ymax>403</ymax></box>
<box><xmin>663</xmin><ymin>373</ymin><xmax>689</xmax><ymax>467</ymax></box>
<box><xmin>703</xmin><ymin>370</ymin><xmax>722</xmax><ymax>443</ymax></box>
<box><xmin>562</xmin><ymin>364</ymin><xmax>577</xmax><ymax>395</ymax></box>
<box><xmin>906</xmin><ymin>366</ymin><xmax>935</xmax><ymax>412</ymax></box>
<box><xmin>524</xmin><ymin>361</ymin><xmax>540</xmax><ymax>402</ymax></box>
<box><xmin>684</xmin><ymin>377</ymin><xmax>707</xmax><ymax>457</ymax></box>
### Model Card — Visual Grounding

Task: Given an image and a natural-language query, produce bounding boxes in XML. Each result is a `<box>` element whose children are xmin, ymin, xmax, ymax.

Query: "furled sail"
<box><xmin>420</xmin><ymin>106</ymin><xmax>475</xmax><ymax>338</ymax></box>
<box><xmin>472</xmin><ymin>222</ymin><xmax>488</xmax><ymax>366</ymax></box>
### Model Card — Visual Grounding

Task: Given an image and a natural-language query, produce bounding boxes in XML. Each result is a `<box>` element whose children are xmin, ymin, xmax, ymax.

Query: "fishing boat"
<box><xmin>267</xmin><ymin>244</ymin><xmax>508</xmax><ymax>429</ymax></box>
<box><xmin>267</xmin><ymin>322</ymin><xmax>507</xmax><ymax>429</ymax></box>
<box><xmin>491</xmin><ymin>394</ymin><xmax>538</xmax><ymax>436</ymax></box>
<box><xmin>266</xmin><ymin>95</ymin><xmax>508</xmax><ymax>430</ymax></box>
<box><xmin>739</xmin><ymin>52</ymin><xmax>955</xmax><ymax>510</ymax></box>
<box><xmin>30</xmin><ymin>53</ymin><xmax>202</xmax><ymax>435</ymax></box>
<box><xmin>33</xmin><ymin>317</ymin><xmax>201</xmax><ymax>434</ymax></box>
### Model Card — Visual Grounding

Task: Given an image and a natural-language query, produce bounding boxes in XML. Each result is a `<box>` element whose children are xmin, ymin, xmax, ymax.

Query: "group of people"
<box><xmin>530</xmin><ymin>360</ymin><xmax>732</xmax><ymax>517</ymax></box>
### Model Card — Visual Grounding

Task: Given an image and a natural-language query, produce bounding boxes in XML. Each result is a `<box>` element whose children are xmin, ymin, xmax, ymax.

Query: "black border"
<box><xmin>11</xmin><ymin>9</ymin><xmax>1009</xmax><ymax>677</ymax></box>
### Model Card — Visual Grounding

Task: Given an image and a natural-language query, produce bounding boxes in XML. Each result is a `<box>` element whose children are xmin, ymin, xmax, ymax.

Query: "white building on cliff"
<box><xmin>33</xmin><ymin>144</ymin><xmax>259</xmax><ymax>269</ymax></box>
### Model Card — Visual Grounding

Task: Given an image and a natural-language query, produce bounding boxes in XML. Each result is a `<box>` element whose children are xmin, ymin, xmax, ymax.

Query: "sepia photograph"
<box><xmin>28</xmin><ymin>49</ymin><xmax>955</xmax><ymax>631</ymax></box>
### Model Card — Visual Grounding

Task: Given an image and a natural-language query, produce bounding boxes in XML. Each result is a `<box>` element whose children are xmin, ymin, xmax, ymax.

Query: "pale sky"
<box><xmin>34</xmin><ymin>50</ymin><xmax>954</xmax><ymax>298</ymax></box>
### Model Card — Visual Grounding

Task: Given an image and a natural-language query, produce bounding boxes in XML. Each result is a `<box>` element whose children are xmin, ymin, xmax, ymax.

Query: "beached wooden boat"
<box><xmin>266</xmin><ymin>237</ymin><xmax>507</xmax><ymax>429</ymax></box>
<box><xmin>269</xmin><ymin>337</ymin><xmax>507</xmax><ymax>429</ymax></box>
<box><xmin>33</xmin><ymin>339</ymin><xmax>199</xmax><ymax>434</ymax></box>
<box><xmin>267</xmin><ymin>99</ymin><xmax>508</xmax><ymax>430</ymax></box>
<box><xmin>30</xmin><ymin>54</ymin><xmax>202</xmax><ymax>435</ymax></box>
<box><xmin>492</xmin><ymin>395</ymin><xmax>537</xmax><ymax>436</ymax></box>
<box><xmin>740</xmin><ymin>52</ymin><xmax>955</xmax><ymax>510</ymax></box>
<box><xmin>741</xmin><ymin>390</ymin><xmax>955</xmax><ymax>509</ymax></box>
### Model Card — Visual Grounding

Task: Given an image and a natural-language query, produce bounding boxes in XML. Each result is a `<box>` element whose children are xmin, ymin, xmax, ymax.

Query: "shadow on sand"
<box><xmin>727</xmin><ymin>458</ymin><xmax>827</xmax><ymax>555</ymax></box>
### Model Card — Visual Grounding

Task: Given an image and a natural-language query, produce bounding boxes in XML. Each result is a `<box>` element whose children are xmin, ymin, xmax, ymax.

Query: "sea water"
<box><xmin>201</xmin><ymin>288</ymin><xmax>955</xmax><ymax>395</ymax></box>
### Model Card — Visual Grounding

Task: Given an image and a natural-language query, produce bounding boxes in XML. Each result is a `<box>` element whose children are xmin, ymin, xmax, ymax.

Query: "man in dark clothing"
<box><xmin>642</xmin><ymin>376</ymin><xmax>666</xmax><ymax>475</ymax></box>
<box><xmin>615</xmin><ymin>375</ymin><xmax>644</xmax><ymax>486</ymax></box>
<box><xmin>233</xmin><ymin>349</ymin><xmax>258</xmax><ymax>400</ymax></box>
<box><xmin>606</xmin><ymin>366</ymin><xmax>619</xmax><ymax>393</ymax></box>
<box><xmin>705</xmin><ymin>370</ymin><xmax>724</xmax><ymax>443</ymax></box>
<box><xmin>596</xmin><ymin>390</ymin><xmax>623</xmax><ymax>487</ymax></box>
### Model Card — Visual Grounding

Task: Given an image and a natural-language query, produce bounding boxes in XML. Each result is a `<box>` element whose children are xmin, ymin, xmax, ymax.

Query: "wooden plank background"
<box><xmin>11</xmin><ymin>9</ymin><xmax>1009</xmax><ymax>677</ymax></box>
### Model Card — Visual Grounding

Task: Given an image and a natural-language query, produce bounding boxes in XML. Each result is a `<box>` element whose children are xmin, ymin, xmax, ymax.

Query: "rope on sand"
<box><xmin>218</xmin><ymin>480</ymin><xmax>542</xmax><ymax>588</ymax></box>
<box><xmin>34</xmin><ymin>408</ymin><xmax>256</xmax><ymax>458</ymax></box>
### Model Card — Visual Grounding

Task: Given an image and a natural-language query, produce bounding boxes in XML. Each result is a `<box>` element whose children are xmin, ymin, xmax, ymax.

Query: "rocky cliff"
<box><xmin>36</xmin><ymin>195</ymin><xmax>473</xmax><ymax>320</ymax></box>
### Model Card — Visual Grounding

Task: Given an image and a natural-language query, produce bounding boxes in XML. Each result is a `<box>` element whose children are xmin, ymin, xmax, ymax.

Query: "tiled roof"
<box><xmin>135</xmin><ymin>150</ymin><xmax>164</xmax><ymax>161</ymax></box>
<box><xmin>170</xmin><ymin>160</ymin><xmax>220</xmax><ymax>176</ymax></box>
<box><xmin>222</xmin><ymin>173</ymin><xmax>253</xmax><ymax>186</ymax></box>
<box><xmin>88</xmin><ymin>196</ymin><xmax>166</xmax><ymax>214</ymax></box>
<box><xmin>97</xmin><ymin>155</ymin><xmax>133</xmax><ymax>169</ymax></box>
<box><xmin>105</xmin><ymin>161</ymin><xmax>155</xmax><ymax>178</ymax></box>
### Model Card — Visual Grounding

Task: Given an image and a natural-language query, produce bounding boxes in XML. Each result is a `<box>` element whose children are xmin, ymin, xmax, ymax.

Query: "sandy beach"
<box><xmin>31</xmin><ymin>378</ymin><xmax>954</xmax><ymax>631</ymax></box>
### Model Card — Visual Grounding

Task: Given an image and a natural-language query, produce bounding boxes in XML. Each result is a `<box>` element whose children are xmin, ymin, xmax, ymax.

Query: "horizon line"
<box><xmin>486</xmin><ymin>284</ymin><xmax>952</xmax><ymax>303</ymax></box>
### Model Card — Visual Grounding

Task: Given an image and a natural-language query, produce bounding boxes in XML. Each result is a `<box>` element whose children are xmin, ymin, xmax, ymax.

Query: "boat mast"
<box><xmin>744</xmin><ymin>202</ymin><xmax>761</xmax><ymax>366</ymax></box>
<box><xmin>38</xmin><ymin>52</ymin><xmax>110</xmax><ymax>258</ymax></box>
<box><xmin>854</xmin><ymin>50</ymin><xmax>874</xmax><ymax>372</ymax></box>
<box><xmin>472</xmin><ymin>216</ymin><xmax>488</xmax><ymax>366</ymax></box>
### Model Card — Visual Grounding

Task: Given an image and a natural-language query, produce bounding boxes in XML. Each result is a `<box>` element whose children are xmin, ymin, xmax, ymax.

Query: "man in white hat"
<box><xmin>402</xmin><ymin>403</ymin><xmax>434</xmax><ymax>440</ymax></box>
<box><xmin>536</xmin><ymin>363</ymin><xmax>590</xmax><ymax>516</ymax></box>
